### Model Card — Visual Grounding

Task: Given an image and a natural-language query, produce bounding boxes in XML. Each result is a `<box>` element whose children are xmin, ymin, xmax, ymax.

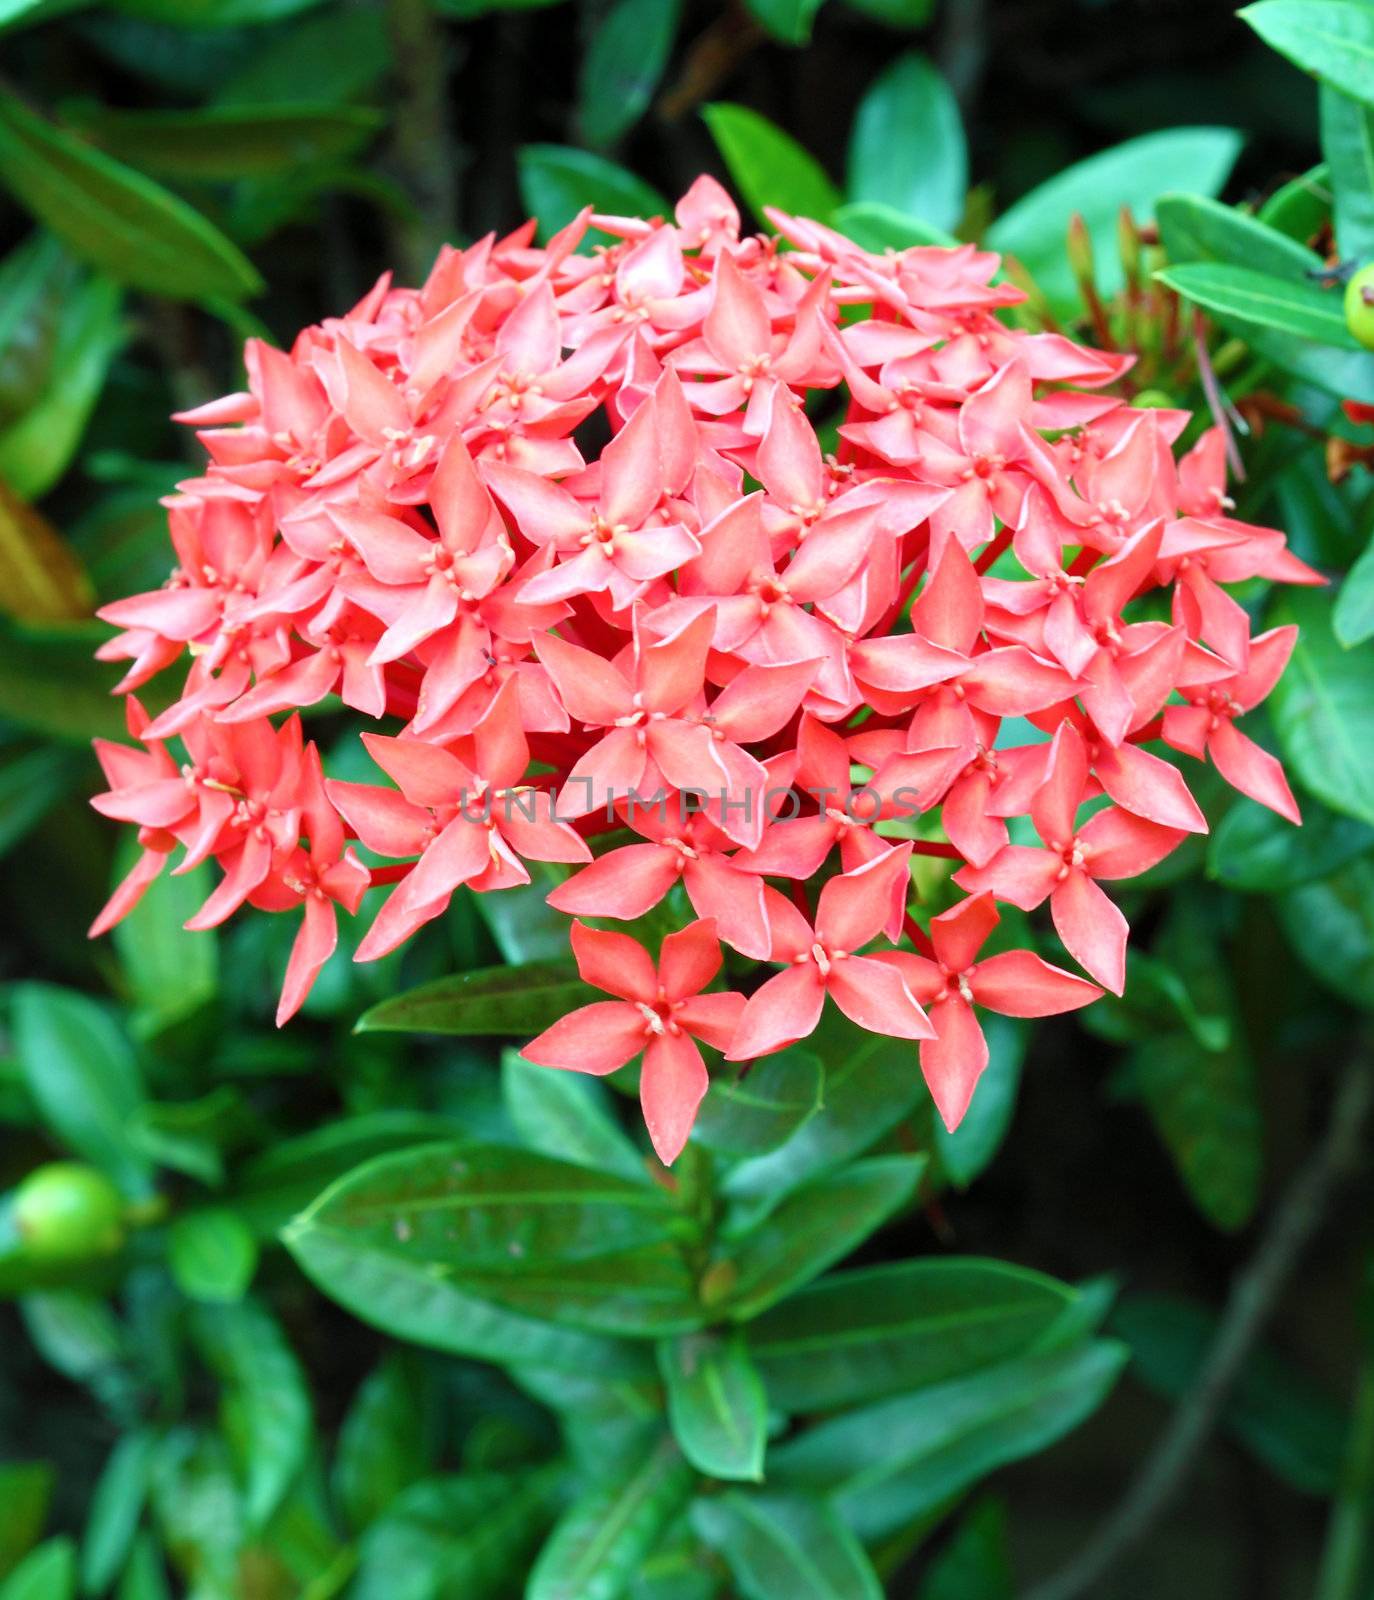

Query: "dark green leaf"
<box><xmin>658</xmin><ymin>1332</ymin><xmax>767</xmax><ymax>1481</ymax></box>
<box><xmin>64</xmin><ymin>103</ymin><xmax>384</xmax><ymax>181</ymax></box>
<box><xmin>0</xmin><ymin>1540</ymin><xmax>74</xmax><ymax>1600</ymax></box>
<box><xmin>189</xmin><ymin>1298</ymin><xmax>311</xmax><ymax>1529</ymax></box>
<box><xmin>17</xmin><ymin>1292</ymin><xmax>126</xmax><ymax>1386</ymax></box>
<box><xmin>749</xmin><ymin>1257</ymin><xmax>1081</xmax><ymax>1411</ymax></box>
<box><xmin>80</xmin><ymin>1431</ymin><xmax>155</xmax><ymax>1597</ymax></box>
<box><xmin>0</xmin><ymin>1463</ymin><xmax>52</xmax><ymax>1579</ymax></box>
<box><xmin>744</xmin><ymin>0</ymin><xmax>826</xmax><ymax>46</ymax></box>
<box><xmin>502</xmin><ymin>1051</ymin><xmax>645</xmax><ymax>1181</ymax></box>
<box><xmin>1271</xmin><ymin>587</ymin><xmax>1374</xmax><ymax>826</ymax></box>
<box><xmin>831</xmin><ymin>200</ymin><xmax>957</xmax><ymax>249</ymax></box>
<box><xmin>528</xmin><ymin>1435</ymin><xmax>693</xmax><ymax>1600</ymax></box>
<box><xmin>933</xmin><ymin>1014</ymin><xmax>1025</xmax><ymax>1187</ymax></box>
<box><xmin>578</xmin><ymin>0</ymin><xmax>681</xmax><ymax>148</ymax></box>
<box><xmin>13</xmin><ymin>984</ymin><xmax>151</xmax><ymax>1195</ymax></box>
<box><xmin>167</xmin><ymin>1209</ymin><xmax>258</xmax><ymax>1304</ymax></box>
<box><xmin>691</xmin><ymin>1490</ymin><xmax>882</xmax><ymax>1600</ymax></box>
<box><xmin>0</xmin><ymin>620</ymin><xmax>160</xmax><ymax>743</ymax></box>
<box><xmin>1241</xmin><ymin>2</ymin><xmax>1374</xmax><ymax>104</ymax></box>
<box><xmin>690</xmin><ymin>1049</ymin><xmax>822</xmax><ymax>1158</ymax></box>
<box><xmin>111</xmin><ymin>846</ymin><xmax>218</xmax><ymax>1034</ymax></box>
<box><xmin>333</xmin><ymin>1354</ymin><xmax>434</xmax><ymax>1534</ymax></box>
<box><xmin>1277</xmin><ymin>858</ymin><xmax>1374</xmax><ymax>1009</ymax></box>
<box><xmin>1335</xmin><ymin>533</ymin><xmax>1374</xmax><ymax>647</ymax></box>
<box><xmin>914</xmin><ymin>1498</ymin><xmax>1013</xmax><ymax>1600</ymax></box>
<box><xmin>1208</xmin><ymin>796</ymin><xmax>1374</xmax><ymax>892</ymax></box>
<box><xmin>513</xmin><ymin>1364</ymin><xmax>663</xmax><ymax>1485</ymax></box>
<box><xmin>842</xmin><ymin>0</ymin><xmax>934</xmax><ymax>22</ymax></box>
<box><xmin>114</xmin><ymin>1534</ymin><xmax>169</xmax><ymax>1600</ymax></box>
<box><xmin>356</xmin><ymin>961</ymin><xmax>597</xmax><ymax>1037</ymax></box>
<box><xmin>848</xmin><ymin>54</ymin><xmax>965</xmax><ymax>232</ymax></box>
<box><xmin>0</xmin><ymin>93</ymin><xmax>262</xmax><ymax>302</ymax></box>
<box><xmin>721</xmin><ymin>1155</ymin><xmax>924</xmax><ymax>1320</ymax></box>
<box><xmin>701</xmin><ymin>103</ymin><xmax>841</xmax><ymax>227</ymax></box>
<box><xmin>1321</xmin><ymin>85</ymin><xmax>1374</xmax><ymax>259</ymax></box>
<box><xmin>0</xmin><ymin>746</ymin><xmax>81</xmax><ymax>862</ymax></box>
<box><xmin>987</xmin><ymin>128</ymin><xmax>1242</xmax><ymax>316</ymax></box>
<box><xmin>1115</xmin><ymin>1294</ymin><xmax>1344</xmax><ymax>1493</ymax></box>
<box><xmin>517</xmin><ymin>146</ymin><xmax>668</xmax><ymax>242</ymax></box>
<box><xmin>1259</xmin><ymin>163</ymin><xmax>1332</xmax><ymax>241</ymax></box>
<box><xmin>106</xmin><ymin>0</ymin><xmax>329</xmax><ymax>24</ymax></box>
<box><xmin>1156</xmin><ymin>191</ymin><xmax>1317</xmax><ymax>278</ymax></box>
<box><xmin>215</xmin><ymin>6</ymin><xmax>391</xmax><ymax>106</ymax></box>
<box><xmin>771</xmin><ymin>1341</ymin><xmax>1129</xmax><ymax>1540</ymax></box>
<box><xmin>1156</xmin><ymin>261</ymin><xmax>1357</xmax><ymax>346</ymax></box>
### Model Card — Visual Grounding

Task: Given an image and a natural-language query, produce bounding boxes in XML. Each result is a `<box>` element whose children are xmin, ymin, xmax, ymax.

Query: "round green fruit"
<box><xmin>1345</xmin><ymin>264</ymin><xmax>1374</xmax><ymax>350</ymax></box>
<box><xmin>12</xmin><ymin>1163</ymin><xmax>126</xmax><ymax>1262</ymax></box>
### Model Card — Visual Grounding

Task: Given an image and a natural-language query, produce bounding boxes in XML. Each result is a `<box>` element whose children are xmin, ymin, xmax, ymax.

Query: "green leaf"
<box><xmin>517</xmin><ymin>146</ymin><xmax>668</xmax><ymax>242</ymax></box>
<box><xmin>215</xmin><ymin>6</ymin><xmax>391</xmax><ymax>106</ymax></box>
<box><xmin>333</xmin><ymin>1354</ymin><xmax>434</xmax><ymax>1534</ymax></box>
<box><xmin>847</xmin><ymin>54</ymin><xmax>966</xmax><ymax>233</ymax></box>
<box><xmin>749</xmin><ymin>1257</ymin><xmax>1081</xmax><ymax>1411</ymax></box>
<box><xmin>842</xmin><ymin>0</ymin><xmax>934</xmax><ymax>22</ymax></box>
<box><xmin>284</xmin><ymin>1143</ymin><xmax>687</xmax><ymax>1361</ymax></box>
<box><xmin>1271</xmin><ymin>587</ymin><xmax>1374</xmax><ymax>827</ymax></box>
<box><xmin>1208</xmin><ymin>796</ymin><xmax>1374</xmax><ymax>892</ymax></box>
<box><xmin>0</xmin><ymin>1540</ymin><xmax>74</xmax><ymax>1600</ymax></box>
<box><xmin>1277</xmin><ymin>858</ymin><xmax>1374</xmax><ymax>1009</ymax></box>
<box><xmin>0</xmin><ymin>0</ymin><xmax>51</xmax><ymax>29</ymax></box>
<box><xmin>167</xmin><ymin>1209</ymin><xmax>258</xmax><ymax>1303</ymax></box>
<box><xmin>986</xmin><ymin>128</ymin><xmax>1242</xmax><ymax>316</ymax></box>
<box><xmin>1259</xmin><ymin>163</ymin><xmax>1332</xmax><ymax>241</ymax></box>
<box><xmin>145</xmin><ymin>1429</ymin><xmax>244</xmax><ymax>1597</ymax></box>
<box><xmin>0</xmin><ymin>746</ymin><xmax>80</xmax><ymax>863</ymax></box>
<box><xmin>0</xmin><ymin>93</ymin><xmax>262</xmax><ymax>303</ymax></box>
<box><xmin>0</xmin><ymin>620</ymin><xmax>163</xmax><ymax>743</ymax></box>
<box><xmin>189</xmin><ymin>1298</ymin><xmax>311</xmax><ymax>1530</ymax></box>
<box><xmin>772</xmin><ymin>1341</ymin><xmax>1129</xmax><ymax>1541</ymax></box>
<box><xmin>13</xmin><ymin>984</ymin><xmax>151</xmax><ymax>1196</ymax></box>
<box><xmin>1242</xmin><ymin>2</ymin><xmax>1374</xmax><ymax>104</ymax></box>
<box><xmin>356</xmin><ymin>961</ymin><xmax>597</xmax><ymax>1036</ymax></box>
<box><xmin>1322</xmin><ymin>85</ymin><xmax>1374</xmax><ymax>259</ymax></box>
<box><xmin>111</xmin><ymin>844</ymin><xmax>218</xmax><ymax>1034</ymax></box>
<box><xmin>106</xmin><ymin>0</ymin><xmax>329</xmax><ymax>23</ymax></box>
<box><xmin>64</xmin><ymin>103</ymin><xmax>384</xmax><ymax>181</ymax></box>
<box><xmin>353</xmin><ymin>1470</ymin><xmax>559</xmax><ymax>1600</ymax></box>
<box><xmin>1156</xmin><ymin>261</ymin><xmax>1357</xmax><ymax>346</ymax></box>
<box><xmin>0</xmin><ymin>272</ymin><xmax>123</xmax><ymax>500</ymax></box>
<box><xmin>914</xmin><ymin>1497</ymin><xmax>1013</xmax><ymax>1600</ymax></box>
<box><xmin>933</xmin><ymin>1013</ymin><xmax>1025</xmax><ymax>1188</ymax></box>
<box><xmin>744</xmin><ymin>0</ymin><xmax>826</xmax><ymax>45</ymax></box>
<box><xmin>502</xmin><ymin>1051</ymin><xmax>645</xmax><ymax>1181</ymax></box>
<box><xmin>690</xmin><ymin>1048</ymin><xmax>823</xmax><ymax>1158</ymax></box>
<box><xmin>830</xmin><ymin>200</ymin><xmax>957</xmax><ymax>250</ymax></box>
<box><xmin>114</xmin><ymin>1534</ymin><xmax>170</xmax><ymax>1600</ymax></box>
<box><xmin>691</xmin><ymin>1491</ymin><xmax>882</xmax><ymax>1600</ymax></box>
<box><xmin>1335</xmin><ymin>533</ymin><xmax>1374</xmax><ymax>647</ymax></box>
<box><xmin>1155</xmin><ymin>192</ymin><xmax>1317</xmax><ymax>278</ymax></box>
<box><xmin>658</xmin><ymin>1332</ymin><xmax>767</xmax><ymax>1481</ymax></box>
<box><xmin>721</xmin><ymin>1155</ymin><xmax>924</xmax><ymax>1320</ymax></box>
<box><xmin>701</xmin><ymin>104</ymin><xmax>842</xmax><ymax>227</ymax></box>
<box><xmin>80</xmin><ymin>1430</ymin><xmax>155</xmax><ymax>1597</ymax></box>
<box><xmin>1115</xmin><ymin>1294</ymin><xmax>1345</xmax><ymax>1494</ymax></box>
<box><xmin>0</xmin><ymin>1462</ymin><xmax>53</xmax><ymax>1580</ymax></box>
<box><xmin>17</xmin><ymin>1292</ymin><xmax>126</xmax><ymax>1386</ymax></box>
<box><xmin>528</xmin><ymin>1435</ymin><xmax>694</xmax><ymax>1600</ymax></box>
<box><xmin>578</xmin><ymin>0</ymin><xmax>681</xmax><ymax>148</ymax></box>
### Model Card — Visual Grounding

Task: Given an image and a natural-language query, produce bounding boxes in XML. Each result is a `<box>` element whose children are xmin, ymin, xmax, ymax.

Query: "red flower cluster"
<box><xmin>91</xmin><ymin>179</ymin><xmax>1317</xmax><ymax>1162</ymax></box>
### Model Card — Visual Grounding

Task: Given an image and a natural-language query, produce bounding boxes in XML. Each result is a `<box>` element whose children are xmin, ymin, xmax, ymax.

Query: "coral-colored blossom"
<box><xmin>90</xmin><ymin>178</ymin><xmax>1316</xmax><ymax>1158</ymax></box>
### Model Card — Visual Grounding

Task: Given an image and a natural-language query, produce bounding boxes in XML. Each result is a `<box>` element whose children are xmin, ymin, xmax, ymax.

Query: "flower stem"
<box><xmin>1315</xmin><ymin>1305</ymin><xmax>1374</xmax><ymax>1600</ymax></box>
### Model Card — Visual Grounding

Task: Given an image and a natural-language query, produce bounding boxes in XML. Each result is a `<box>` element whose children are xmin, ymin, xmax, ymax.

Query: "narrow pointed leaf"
<box><xmin>848</xmin><ymin>54</ymin><xmax>966</xmax><ymax>231</ymax></box>
<box><xmin>502</xmin><ymin>1051</ymin><xmax>645</xmax><ymax>1181</ymax></box>
<box><xmin>356</xmin><ymin>961</ymin><xmax>597</xmax><ymax>1036</ymax></box>
<box><xmin>691</xmin><ymin>1491</ymin><xmax>882</xmax><ymax>1600</ymax></box>
<box><xmin>1156</xmin><ymin>261</ymin><xmax>1357</xmax><ymax>346</ymax></box>
<box><xmin>691</xmin><ymin>1048</ymin><xmax>823</xmax><ymax>1158</ymax></box>
<box><xmin>658</xmin><ymin>1332</ymin><xmax>767</xmax><ymax>1481</ymax></box>
<box><xmin>702</xmin><ymin>103</ymin><xmax>842</xmax><ymax>226</ymax></box>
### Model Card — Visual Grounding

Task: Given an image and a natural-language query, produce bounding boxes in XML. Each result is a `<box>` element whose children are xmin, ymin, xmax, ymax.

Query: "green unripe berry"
<box><xmin>1345</xmin><ymin>264</ymin><xmax>1374</xmax><ymax>350</ymax></box>
<box><xmin>12</xmin><ymin>1163</ymin><xmax>126</xmax><ymax>1262</ymax></box>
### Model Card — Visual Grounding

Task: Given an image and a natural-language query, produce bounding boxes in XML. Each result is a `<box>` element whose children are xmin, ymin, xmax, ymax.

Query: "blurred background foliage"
<box><xmin>2</xmin><ymin>1</ymin><xmax>1374</xmax><ymax>1598</ymax></box>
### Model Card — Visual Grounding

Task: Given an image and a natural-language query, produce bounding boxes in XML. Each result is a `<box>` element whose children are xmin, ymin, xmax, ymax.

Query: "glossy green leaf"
<box><xmin>1271</xmin><ymin>587</ymin><xmax>1374</xmax><ymax>826</ymax></box>
<box><xmin>65</xmin><ymin>103</ymin><xmax>384</xmax><ymax>181</ymax></box>
<box><xmin>658</xmin><ymin>1332</ymin><xmax>767</xmax><ymax>1481</ymax></box>
<box><xmin>749</xmin><ymin>1257</ymin><xmax>1081</xmax><ymax>1411</ymax></box>
<box><xmin>215</xmin><ymin>6</ymin><xmax>391</xmax><ymax>106</ymax></box>
<box><xmin>190</xmin><ymin>1298</ymin><xmax>310</xmax><ymax>1529</ymax></box>
<box><xmin>0</xmin><ymin>1540</ymin><xmax>74</xmax><ymax>1600</ymax></box>
<box><xmin>80</xmin><ymin>1431</ymin><xmax>155</xmax><ymax>1597</ymax></box>
<box><xmin>721</xmin><ymin>1155</ymin><xmax>924</xmax><ymax>1320</ymax></box>
<box><xmin>112</xmin><ymin>846</ymin><xmax>218</xmax><ymax>1033</ymax></box>
<box><xmin>356</xmin><ymin>961</ymin><xmax>597</xmax><ymax>1036</ymax></box>
<box><xmin>352</xmin><ymin>1470</ymin><xmax>559</xmax><ymax>1600</ymax></box>
<box><xmin>914</xmin><ymin>1497</ymin><xmax>1013</xmax><ymax>1600</ymax></box>
<box><xmin>0</xmin><ymin>93</ymin><xmax>262</xmax><ymax>303</ymax></box>
<box><xmin>502</xmin><ymin>1051</ymin><xmax>645</xmax><ymax>1181</ymax></box>
<box><xmin>933</xmin><ymin>1013</ymin><xmax>1025</xmax><ymax>1188</ymax></box>
<box><xmin>1259</xmin><ymin>162</ymin><xmax>1332</xmax><ymax>241</ymax></box>
<box><xmin>517</xmin><ymin>146</ymin><xmax>668</xmax><ymax>242</ymax></box>
<box><xmin>1157</xmin><ymin>261</ymin><xmax>1356</xmax><ymax>346</ymax></box>
<box><xmin>848</xmin><ymin>54</ymin><xmax>966</xmax><ymax>232</ymax></box>
<box><xmin>13</xmin><ymin>984</ymin><xmax>151</xmax><ymax>1196</ymax></box>
<box><xmin>690</xmin><ymin>1049</ymin><xmax>822</xmax><ymax>1158</ymax></box>
<box><xmin>333</xmin><ymin>1354</ymin><xmax>434</xmax><ymax>1534</ymax></box>
<box><xmin>1335</xmin><ymin>533</ymin><xmax>1374</xmax><ymax>647</ymax></box>
<box><xmin>284</xmin><ymin>1142</ymin><xmax>693</xmax><ymax>1355</ymax></box>
<box><xmin>831</xmin><ymin>200</ymin><xmax>957</xmax><ymax>249</ymax></box>
<box><xmin>691</xmin><ymin>1491</ymin><xmax>882</xmax><ymax>1600</ymax></box>
<box><xmin>987</xmin><ymin>128</ymin><xmax>1242</xmax><ymax>315</ymax></box>
<box><xmin>0</xmin><ymin>0</ymin><xmax>50</xmax><ymax>28</ymax></box>
<box><xmin>772</xmin><ymin>1341</ymin><xmax>1129</xmax><ymax>1540</ymax></box>
<box><xmin>1115</xmin><ymin>1294</ymin><xmax>1344</xmax><ymax>1494</ymax></box>
<box><xmin>0</xmin><ymin>1462</ymin><xmax>53</xmax><ymax>1580</ymax></box>
<box><xmin>745</xmin><ymin>0</ymin><xmax>826</xmax><ymax>45</ymax></box>
<box><xmin>1241</xmin><ymin>2</ymin><xmax>1374</xmax><ymax>104</ymax></box>
<box><xmin>528</xmin><ymin>1435</ymin><xmax>693</xmax><ymax>1600</ymax></box>
<box><xmin>1277</xmin><ymin>858</ymin><xmax>1374</xmax><ymax>1009</ymax></box>
<box><xmin>17</xmin><ymin>1292</ymin><xmax>125</xmax><ymax>1385</ymax></box>
<box><xmin>1208</xmin><ymin>796</ymin><xmax>1374</xmax><ymax>892</ymax></box>
<box><xmin>578</xmin><ymin>0</ymin><xmax>681</xmax><ymax>148</ymax></box>
<box><xmin>1156</xmin><ymin>191</ymin><xmax>1317</xmax><ymax>277</ymax></box>
<box><xmin>1321</xmin><ymin>85</ymin><xmax>1374</xmax><ymax>259</ymax></box>
<box><xmin>106</xmin><ymin>0</ymin><xmax>329</xmax><ymax>23</ymax></box>
<box><xmin>167</xmin><ymin>1209</ymin><xmax>258</xmax><ymax>1304</ymax></box>
<box><xmin>701</xmin><ymin>103</ymin><xmax>842</xmax><ymax>227</ymax></box>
